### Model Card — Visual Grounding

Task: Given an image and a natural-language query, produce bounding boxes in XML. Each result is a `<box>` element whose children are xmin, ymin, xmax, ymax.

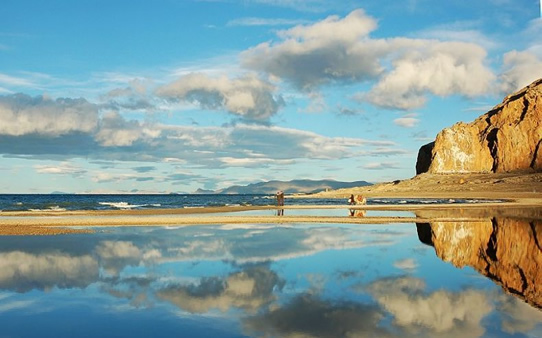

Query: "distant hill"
<box><xmin>196</xmin><ymin>179</ymin><xmax>372</xmax><ymax>195</ymax></box>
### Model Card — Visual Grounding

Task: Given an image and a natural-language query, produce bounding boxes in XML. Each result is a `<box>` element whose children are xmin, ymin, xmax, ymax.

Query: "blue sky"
<box><xmin>1</xmin><ymin>0</ymin><xmax>541</xmax><ymax>193</ymax></box>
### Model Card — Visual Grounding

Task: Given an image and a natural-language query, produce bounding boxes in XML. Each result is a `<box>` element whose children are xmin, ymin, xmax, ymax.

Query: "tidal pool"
<box><xmin>0</xmin><ymin>216</ymin><xmax>541</xmax><ymax>337</ymax></box>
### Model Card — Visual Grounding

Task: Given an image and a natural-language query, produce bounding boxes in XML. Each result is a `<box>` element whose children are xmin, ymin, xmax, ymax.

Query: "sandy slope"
<box><xmin>306</xmin><ymin>172</ymin><xmax>542</xmax><ymax>199</ymax></box>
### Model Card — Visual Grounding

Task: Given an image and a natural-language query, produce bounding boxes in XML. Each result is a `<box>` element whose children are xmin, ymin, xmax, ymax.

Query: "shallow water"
<box><xmin>210</xmin><ymin>209</ymin><xmax>417</xmax><ymax>217</ymax></box>
<box><xmin>0</xmin><ymin>215</ymin><xmax>540</xmax><ymax>337</ymax></box>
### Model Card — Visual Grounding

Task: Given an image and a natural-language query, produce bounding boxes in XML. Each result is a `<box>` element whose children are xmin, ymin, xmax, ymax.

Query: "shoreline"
<box><xmin>1</xmin><ymin>195</ymin><xmax>541</xmax><ymax>236</ymax></box>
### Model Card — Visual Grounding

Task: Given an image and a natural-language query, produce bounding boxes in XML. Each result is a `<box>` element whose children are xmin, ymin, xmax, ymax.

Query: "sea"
<box><xmin>0</xmin><ymin>193</ymin><xmax>506</xmax><ymax>212</ymax></box>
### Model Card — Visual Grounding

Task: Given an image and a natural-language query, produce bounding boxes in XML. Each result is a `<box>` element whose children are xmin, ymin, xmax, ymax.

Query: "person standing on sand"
<box><xmin>348</xmin><ymin>194</ymin><xmax>355</xmax><ymax>205</ymax></box>
<box><xmin>276</xmin><ymin>190</ymin><xmax>285</xmax><ymax>216</ymax></box>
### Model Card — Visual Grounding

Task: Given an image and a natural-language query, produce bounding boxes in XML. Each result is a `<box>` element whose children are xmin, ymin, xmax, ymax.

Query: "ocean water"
<box><xmin>0</xmin><ymin>194</ymin><xmax>506</xmax><ymax>212</ymax></box>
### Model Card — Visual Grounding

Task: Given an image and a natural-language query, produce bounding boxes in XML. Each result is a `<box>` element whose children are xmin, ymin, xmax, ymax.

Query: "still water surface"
<box><xmin>0</xmin><ymin>217</ymin><xmax>540</xmax><ymax>337</ymax></box>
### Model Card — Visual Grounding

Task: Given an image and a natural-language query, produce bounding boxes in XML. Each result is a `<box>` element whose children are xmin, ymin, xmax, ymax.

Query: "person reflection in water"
<box><xmin>276</xmin><ymin>190</ymin><xmax>285</xmax><ymax>216</ymax></box>
<box><xmin>349</xmin><ymin>209</ymin><xmax>366</xmax><ymax>217</ymax></box>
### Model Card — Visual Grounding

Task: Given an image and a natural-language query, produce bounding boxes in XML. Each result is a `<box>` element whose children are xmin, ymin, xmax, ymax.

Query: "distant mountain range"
<box><xmin>195</xmin><ymin>179</ymin><xmax>372</xmax><ymax>195</ymax></box>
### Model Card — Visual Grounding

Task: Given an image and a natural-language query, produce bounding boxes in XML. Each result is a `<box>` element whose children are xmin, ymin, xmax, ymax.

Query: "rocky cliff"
<box><xmin>416</xmin><ymin>218</ymin><xmax>542</xmax><ymax>309</ymax></box>
<box><xmin>417</xmin><ymin>78</ymin><xmax>542</xmax><ymax>174</ymax></box>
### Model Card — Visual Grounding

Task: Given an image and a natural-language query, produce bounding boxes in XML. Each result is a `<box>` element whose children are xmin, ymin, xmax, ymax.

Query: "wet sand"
<box><xmin>1</xmin><ymin>195</ymin><xmax>541</xmax><ymax>236</ymax></box>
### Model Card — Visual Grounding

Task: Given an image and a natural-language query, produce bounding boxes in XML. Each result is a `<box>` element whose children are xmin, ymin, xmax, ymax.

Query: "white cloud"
<box><xmin>242</xmin><ymin>9</ymin><xmax>384</xmax><ymax>89</ymax></box>
<box><xmin>218</xmin><ymin>157</ymin><xmax>295</xmax><ymax>167</ymax></box>
<box><xmin>303</xmin><ymin>92</ymin><xmax>328</xmax><ymax>113</ymax></box>
<box><xmin>156</xmin><ymin>73</ymin><xmax>283</xmax><ymax>121</ymax></box>
<box><xmin>95</xmin><ymin>111</ymin><xmax>161</xmax><ymax>147</ymax></box>
<box><xmin>0</xmin><ymin>73</ymin><xmax>35</xmax><ymax>87</ymax></box>
<box><xmin>393</xmin><ymin>113</ymin><xmax>420</xmax><ymax>128</ymax></box>
<box><xmin>367</xmin><ymin>147</ymin><xmax>411</xmax><ymax>157</ymax></box>
<box><xmin>363</xmin><ymin>162</ymin><xmax>401</xmax><ymax>170</ymax></box>
<box><xmin>498</xmin><ymin>50</ymin><xmax>542</xmax><ymax>94</ymax></box>
<box><xmin>364</xmin><ymin>40</ymin><xmax>495</xmax><ymax>110</ymax></box>
<box><xmin>0</xmin><ymin>94</ymin><xmax>99</xmax><ymax>136</ymax></box>
<box><xmin>0</xmin><ymin>92</ymin><xmax>405</xmax><ymax>171</ymax></box>
<box><xmin>415</xmin><ymin>20</ymin><xmax>498</xmax><ymax>50</ymax></box>
<box><xmin>101</xmin><ymin>78</ymin><xmax>155</xmax><ymax>112</ymax></box>
<box><xmin>242</xmin><ymin>9</ymin><xmax>496</xmax><ymax>109</ymax></box>
<box><xmin>34</xmin><ymin>162</ymin><xmax>87</xmax><ymax>176</ymax></box>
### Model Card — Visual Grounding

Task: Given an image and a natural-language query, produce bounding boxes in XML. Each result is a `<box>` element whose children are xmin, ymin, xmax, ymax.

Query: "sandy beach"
<box><xmin>1</xmin><ymin>172</ymin><xmax>540</xmax><ymax>236</ymax></box>
<box><xmin>1</xmin><ymin>175</ymin><xmax>541</xmax><ymax>236</ymax></box>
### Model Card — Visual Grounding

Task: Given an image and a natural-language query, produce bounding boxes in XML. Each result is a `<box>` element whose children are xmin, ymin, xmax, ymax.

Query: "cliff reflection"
<box><xmin>416</xmin><ymin>216</ymin><xmax>542</xmax><ymax>310</ymax></box>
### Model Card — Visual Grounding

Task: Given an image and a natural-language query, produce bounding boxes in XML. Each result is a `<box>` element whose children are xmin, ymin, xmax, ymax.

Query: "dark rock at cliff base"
<box><xmin>415</xmin><ymin>142</ymin><xmax>434</xmax><ymax>175</ymax></box>
<box><xmin>417</xmin><ymin>78</ymin><xmax>542</xmax><ymax>174</ymax></box>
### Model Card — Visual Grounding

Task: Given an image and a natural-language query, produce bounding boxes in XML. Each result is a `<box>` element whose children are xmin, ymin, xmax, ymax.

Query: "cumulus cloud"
<box><xmin>364</xmin><ymin>40</ymin><xmax>495</xmax><ymax>110</ymax></box>
<box><xmin>242</xmin><ymin>9</ymin><xmax>383</xmax><ymax>90</ymax></box>
<box><xmin>95</xmin><ymin>111</ymin><xmax>160</xmax><ymax>147</ymax></box>
<box><xmin>157</xmin><ymin>265</ymin><xmax>283</xmax><ymax>314</ymax></box>
<box><xmin>0</xmin><ymin>93</ymin><xmax>99</xmax><ymax>136</ymax></box>
<box><xmin>394</xmin><ymin>113</ymin><xmax>420</xmax><ymax>128</ymax></box>
<box><xmin>368</xmin><ymin>276</ymin><xmax>493</xmax><ymax>337</ymax></box>
<box><xmin>101</xmin><ymin>78</ymin><xmax>155</xmax><ymax>111</ymax></box>
<box><xmin>242</xmin><ymin>9</ymin><xmax>496</xmax><ymax>109</ymax></box>
<box><xmin>0</xmin><ymin>251</ymin><xmax>99</xmax><ymax>292</ymax></box>
<box><xmin>0</xmin><ymin>122</ymin><xmax>398</xmax><ymax>168</ymax></box>
<box><xmin>156</xmin><ymin>73</ymin><xmax>283</xmax><ymax>121</ymax></box>
<box><xmin>498</xmin><ymin>50</ymin><xmax>542</xmax><ymax>94</ymax></box>
<box><xmin>0</xmin><ymin>90</ymin><xmax>405</xmax><ymax>171</ymax></box>
<box><xmin>0</xmin><ymin>93</ymin><xmax>163</xmax><ymax>153</ymax></box>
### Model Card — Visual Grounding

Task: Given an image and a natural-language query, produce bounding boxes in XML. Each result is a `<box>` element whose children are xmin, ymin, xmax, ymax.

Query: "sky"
<box><xmin>1</xmin><ymin>0</ymin><xmax>541</xmax><ymax>194</ymax></box>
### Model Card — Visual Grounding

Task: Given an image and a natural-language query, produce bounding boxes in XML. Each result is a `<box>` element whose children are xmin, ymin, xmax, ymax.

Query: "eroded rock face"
<box><xmin>417</xmin><ymin>218</ymin><xmax>542</xmax><ymax>309</ymax></box>
<box><xmin>417</xmin><ymin>78</ymin><xmax>542</xmax><ymax>174</ymax></box>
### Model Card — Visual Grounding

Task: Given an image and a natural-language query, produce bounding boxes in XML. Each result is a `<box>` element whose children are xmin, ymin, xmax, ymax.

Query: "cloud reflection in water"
<box><xmin>0</xmin><ymin>219</ymin><xmax>540</xmax><ymax>337</ymax></box>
